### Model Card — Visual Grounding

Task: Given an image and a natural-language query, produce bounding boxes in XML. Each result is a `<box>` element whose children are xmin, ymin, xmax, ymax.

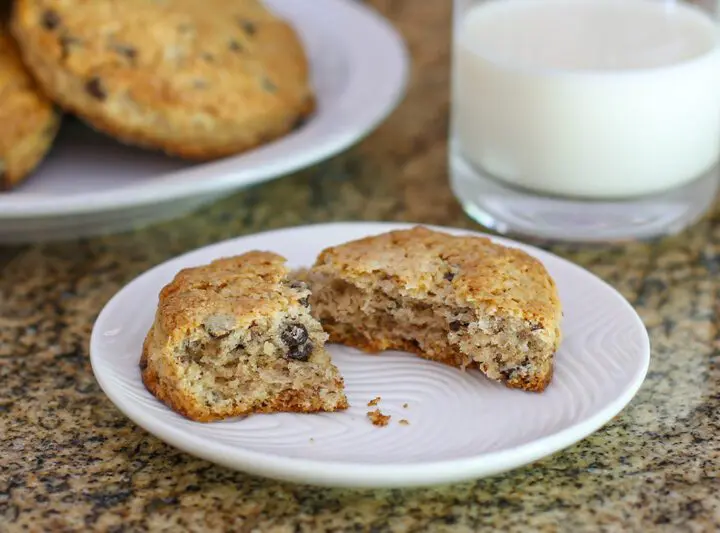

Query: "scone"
<box><xmin>307</xmin><ymin>227</ymin><xmax>562</xmax><ymax>392</ymax></box>
<box><xmin>141</xmin><ymin>252</ymin><xmax>348</xmax><ymax>422</ymax></box>
<box><xmin>0</xmin><ymin>25</ymin><xmax>60</xmax><ymax>190</ymax></box>
<box><xmin>11</xmin><ymin>0</ymin><xmax>314</xmax><ymax>160</ymax></box>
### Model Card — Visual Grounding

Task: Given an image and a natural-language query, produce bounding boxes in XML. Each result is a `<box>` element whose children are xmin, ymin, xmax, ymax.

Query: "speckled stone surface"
<box><xmin>1</xmin><ymin>1</ymin><xmax>719</xmax><ymax>531</ymax></box>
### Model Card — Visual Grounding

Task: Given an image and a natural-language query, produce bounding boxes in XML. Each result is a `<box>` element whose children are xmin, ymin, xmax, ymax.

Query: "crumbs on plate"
<box><xmin>399</xmin><ymin>419</ymin><xmax>410</xmax><ymax>426</ymax></box>
<box><xmin>367</xmin><ymin>409</ymin><xmax>391</xmax><ymax>427</ymax></box>
<box><xmin>367</xmin><ymin>396</ymin><xmax>381</xmax><ymax>407</ymax></box>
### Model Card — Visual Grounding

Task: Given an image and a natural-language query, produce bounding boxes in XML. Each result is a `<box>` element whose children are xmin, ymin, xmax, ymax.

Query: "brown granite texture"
<box><xmin>1</xmin><ymin>1</ymin><xmax>719</xmax><ymax>531</ymax></box>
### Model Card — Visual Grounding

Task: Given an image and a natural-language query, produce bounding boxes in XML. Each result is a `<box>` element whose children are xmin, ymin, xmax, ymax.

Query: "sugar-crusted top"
<box><xmin>156</xmin><ymin>251</ymin><xmax>308</xmax><ymax>343</ymax></box>
<box><xmin>0</xmin><ymin>29</ymin><xmax>51</xmax><ymax>136</ymax></box>
<box><xmin>312</xmin><ymin>226</ymin><xmax>561</xmax><ymax>327</ymax></box>
<box><xmin>0</xmin><ymin>28</ymin><xmax>58</xmax><ymax>177</ymax></box>
<box><xmin>12</xmin><ymin>0</ymin><xmax>311</xmax><ymax>124</ymax></box>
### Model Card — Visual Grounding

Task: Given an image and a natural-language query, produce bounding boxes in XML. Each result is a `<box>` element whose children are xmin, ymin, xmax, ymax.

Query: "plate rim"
<box><xmin>0</xmin><ymin>0</ymin><xmax>409</xmax><ymax>219</ymax></box>
<box><xmin>90</xmin><ymin>222</ymin><xmax>651</xmax><ymax>488</ymax></box>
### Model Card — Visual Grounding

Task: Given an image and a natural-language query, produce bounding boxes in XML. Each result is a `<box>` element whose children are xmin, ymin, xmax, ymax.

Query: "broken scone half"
<box><xmin>141</xmin><ymin>251</ymin><xmax>348</xmax><ymax>422</ymax></box>
<box><xmin>307</xmin><ymin>227</ymin><xmax>562</xmax><ymax>392</ymax></box>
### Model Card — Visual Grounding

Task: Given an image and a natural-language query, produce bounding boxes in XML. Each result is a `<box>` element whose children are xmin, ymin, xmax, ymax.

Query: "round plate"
<box><xmin>90</xmin><ymin>222</ymin><xmax>650</xmax><ymax>488</ymax></box>
<box><xmin>0</xmin><ymin>0</ymin><xmax>408</xmax><ymax>243</ymax></box>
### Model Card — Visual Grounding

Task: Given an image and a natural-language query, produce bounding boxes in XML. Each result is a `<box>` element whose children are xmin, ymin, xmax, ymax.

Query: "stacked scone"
<box><xmin>2</xmin><ymin>0</ymin><xmax>314</xmax><ymax>189</ymax></box>
<box><xmin>0</xmin><ymin>11</ymin><xmax>60</xmax><ymax>190</ymax></box>
<box><xmin>142</xmin><ymin>227</ymin><xmax>563</xmax><ymax>422</ymax></box>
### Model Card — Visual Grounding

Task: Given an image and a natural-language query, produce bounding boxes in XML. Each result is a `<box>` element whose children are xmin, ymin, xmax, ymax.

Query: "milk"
<box><xmin>453</xmin><ymin>0</ymin><xmax>720</xmax><ymax>199</ymax></box>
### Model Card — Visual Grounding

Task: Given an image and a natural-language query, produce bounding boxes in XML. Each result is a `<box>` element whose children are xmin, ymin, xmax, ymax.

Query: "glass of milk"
<box><xmin>450</xmin><ymin>0</ymin><xmax>720</xmax><ymax>241</ymax></box>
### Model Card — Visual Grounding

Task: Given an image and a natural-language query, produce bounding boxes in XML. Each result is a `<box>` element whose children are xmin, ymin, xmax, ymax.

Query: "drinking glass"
<box><xmin>450</xmin><ymin>0</ymin><xmax>720</xmax><ymax>242</ymax></box>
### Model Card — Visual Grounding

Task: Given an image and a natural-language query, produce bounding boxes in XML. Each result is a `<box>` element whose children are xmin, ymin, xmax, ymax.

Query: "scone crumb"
<box><xmin>402</xmin><ymin>403</ymin><xmax>409</xmax><ymax>408</ymax></box>
<box><xmin>399</xmin><ymin>419</ymin><xmax>410</xmax><ymax>426</ymax></box>
<box><xmin>367</xmin><ymin>409</ymin><xmax>391</xmax><ymax>427</ymax></box>
<box><xmin>367</xmin><ymin>396</ymin><xmax>382</xmax><ymax>407</ymax></box>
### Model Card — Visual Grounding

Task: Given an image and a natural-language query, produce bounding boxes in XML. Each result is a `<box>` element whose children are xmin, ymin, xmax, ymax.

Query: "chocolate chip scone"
<box><xmin>307</xmin><ymin>227</ymin><xmax>562</xmax><ymax>392</ymax></box>
<box><xmin>141</xmin><ymin>252</ymin><xmax>348</xmax><ymax>422</ymax></box>
<box><xmin>11</xmin><ymin>0</ymin><xmax>314</xmax><ymax>160</ymax></box>
<box><xmin>0</xmin><ymin>24</ymin><xmax>60</xmax><ymax>190</ymax></box>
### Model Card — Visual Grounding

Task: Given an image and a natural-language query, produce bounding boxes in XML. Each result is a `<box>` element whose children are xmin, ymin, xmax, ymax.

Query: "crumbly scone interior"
<box><xmin>309</xmin><ymin>273</ymin><xmax>557</xmax><ymax>389</ymax></box>
<box><xmin>151</xmin><ymin>282</ymin><xmax>346</xmax><ymax>416</ymax></box>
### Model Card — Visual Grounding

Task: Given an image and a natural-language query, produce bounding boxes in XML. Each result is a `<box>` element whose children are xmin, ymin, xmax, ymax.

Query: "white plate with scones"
<box><xmin>0</xmin><ymin>0</ymin><xmax>407</xmax><ymax>243</ymax></box>
<box><xmin>90</xmin><ymin>222</ymin><xmax>650</xmax><ymax>488</ymax></box>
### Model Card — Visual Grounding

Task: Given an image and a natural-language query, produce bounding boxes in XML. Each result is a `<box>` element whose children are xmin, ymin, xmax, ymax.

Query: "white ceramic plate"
<box><xmin>90</xmin><ymin>222</ymin><xmax>650</xmax><ymax>488</ymax></box>
<box><xmin>0</xmin><ymin>0</ymin><xmax>408</xmax><ymax>243</ymax></box>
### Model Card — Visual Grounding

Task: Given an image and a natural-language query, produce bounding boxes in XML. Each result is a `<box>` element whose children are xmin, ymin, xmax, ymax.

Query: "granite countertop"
<box><xmin>1</xmin><ymin>1</ymin><xmax>719</xmax><ymax>531</ymax></box>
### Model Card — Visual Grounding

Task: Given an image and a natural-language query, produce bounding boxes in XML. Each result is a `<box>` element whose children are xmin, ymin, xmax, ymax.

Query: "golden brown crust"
<box><xmin>140</xmin><ymin>327</ymin><xmax>201</xmax><ymax>420</ymax></box>
<box><xmin>314</xmin><ymin>226</ymin><xmax>561</xmax><ymax>328</ymax></box>
<box><xmin>155</xmin><ymin>252</ymin><xmax>293</xmax><ymax>346</ymax></box>
<box><xmin>0</xmin><ymin>26</ymin><xmax>60</xmax><ymax>190</ymax></box>
<box><xmin>11</xmin><ymin>0</ymin><xmax>313</xmax><ymax>160</ymax></box>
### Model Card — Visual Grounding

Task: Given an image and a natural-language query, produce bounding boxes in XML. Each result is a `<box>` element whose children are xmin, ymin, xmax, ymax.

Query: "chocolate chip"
<box><xmin>139</xmin><ymin>358</ymin><xmax>148</xmax><ymax>370</ymax></box>
<box><xmin>444</xmin><ymin>271</ymin><xmax>455</xmax><ymax>282</ymax></box>
<box><xmin>42</xmin><ymin>10</ymin><xmax>61</xmax><ymax>30</ymax></box>
<box><xmin>229</xmin><ymin>40</ymin><xmax>243</xmax><ymax>52</ymax></box>
<box><xmin>85</xmin><ymin>77</ymin><xmax>106</xmax><ymax>100</ymax></box>
<box><xmin>530</xmin><ymin>323</ymin><xmax>544</xmax><ymax>332</ymax></box>
<box><xmin>240</xmin><ymin>20</ymin><xmax>257</xmax><ymax>35</ymax></box>
<box><xmin>281</xmin><ymin>323</ymin><xmax>308</xmax><ymax>347</ymax></box>
<box><xmin>287</xmin><ymin>341</ymin><xmax>313</xmax><ymax>362</ymax></box>
<box><xmin>282</xmin><ymin>324</ymin><xmax>312</xmax><ymax>361</ymax></box>
<box><xmin>299</xmin><ymin>296</ymin><xmax>310</xmax><ymax>308</ymax></box>
<box><xmin>449</xmin><ymin>321</ymin><xmax>467</xmax><ymax>332</ymax></box>
<box><xmin>113</xmin><ymin>44</ymin><xmax>137</xmax><ymax>60</ymax></box>
<box><xmin>261</xmin><ymin>78</ymin><xmax>277</xmax><ymax>93</ymax></box>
